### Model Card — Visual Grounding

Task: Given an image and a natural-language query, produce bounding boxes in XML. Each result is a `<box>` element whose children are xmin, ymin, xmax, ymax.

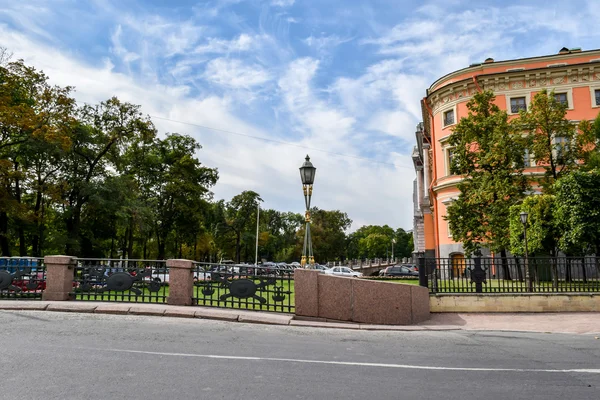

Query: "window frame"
<box><xmin>441</xmin><ymin>105</ymin><xmax>457</xmax><ymax>129</ymax></box>
<box><xmin>590</xmin><ymin>86</ymin><xmax>600</xmax><ymax>108</ymax></box>
<box><xmin>443</xmin><ymin>146</ymin><xmax>456</xmax><ymax>176</ymax></box>
<box><xmin>548</xmin><ymin>88</ymin><xmax>573</xmax><ymax>110</ymax></box>
<box><xmin>505</xmin><ymin>91</ymin><xmax>532</xmax><ymax>116</ymax></box>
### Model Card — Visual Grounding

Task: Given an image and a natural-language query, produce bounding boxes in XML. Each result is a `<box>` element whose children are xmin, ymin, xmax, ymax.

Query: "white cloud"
<box><xmin>203</xmin><ymin>58</ymin><xmax>271</xmax><ymax>88</ymax></box>
<box><xmin>271</xmin><ymin>0</ymin><xmax>295</xmax><ymax>7</ymax></box>
<box><xmin>194</xmin><ymin>33</ymin><xmax>257</xmax><ymax>54</ymax></box>
<box><xmin>303</xmin><ymin>34</ymin><xmax>352</xmax><ymax>54</ymax></box>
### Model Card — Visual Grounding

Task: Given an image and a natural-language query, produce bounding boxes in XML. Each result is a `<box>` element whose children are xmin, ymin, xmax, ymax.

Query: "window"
<box><xmin>445</xmin><ymin>147</ymin><xmax>456</xmax><ymax>176</ymax></box>
<box><xmin>595</xmin><ymin>89</ymin><xmax>600</xmax><ymax>107</ymax></box>
<box><xmin>554</xmin><ymin>136</ymin><xmax>569</xmax><ymax>163</ymax></box>
<box><xmin>510</xmin><ymin>97</ymin><xmax>527</xmax><ymax>113</ymax></box>
<box><xmin>523</xmin><ymin>148</ymin><xmax>535</xmax><ymax>167</ymax></box>
<box><xmin>554</xmin><ymin>92</ymin><xmax>568</xmax><ymax>107</ymax></box>
<box><xmin>443</xmin><ymin>109</ymin><xmax>455</xmax><ymax>127</ymax></box>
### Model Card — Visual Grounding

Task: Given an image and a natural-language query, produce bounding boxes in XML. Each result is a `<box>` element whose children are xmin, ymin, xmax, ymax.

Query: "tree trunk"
<box><xmin>31</xmin><ymin>187</ymin><xmax>44</xmax><ymax>257</ymax></box>
<box><xmin>499</xmin><ymin>249</ymin><xmax>511</xmax><ymax>280</ymax></box>
<box><xmin>0</xmin><ymin>211</ymin><xmax>10</xmax><ymax>256</ymax></box>
<box><xmin>235</xmin><ymin>232</ymin><xmax>241</xmax><ymax>263</ymax></box>
<box><xmin>14</xmin><ymin>169</ymin><xmax>26</xmax><ymax>256</ymax></box>
<box><xmin>127</xmin><ymin>217</ymin><xmax>134</xmax><ymax>259</ymax></box>
<box><xmin>65</xmin><ymin>201</ymin><xmax>82</xmax><ymax>255</ymax></box>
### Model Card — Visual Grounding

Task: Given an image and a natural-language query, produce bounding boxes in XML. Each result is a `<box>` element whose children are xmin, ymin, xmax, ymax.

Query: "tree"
<box><xmin>518</xmin><ymin>89</ymin><xmax>581</xmax><ymax>189</ymax></box>
<box><xmin>60</xmin><ymin>98</ymin><xmax>156</xmax><ymax>255</ymax></box>
<box><xmin>224</xmin><ymin>191</ymin><xmax>262</xmax><ymax>263</ymax></box>
<box><xmin>554</xmin><ymin>169</ymin><xmax>600</xmax><ymax>255</ymax></box>
<box><xmin>578</xmin><ymin>112</ymin><xmax>600</xmax><ymax>171</ymax></box>
<box><xmin>303</xmin><ymin>208</ymin><xmax>351</xmax><ymax>262</ymax></box>
<box><xmin>509</xmin><ymin>194</ymin><xmax>558</xmax><ymax>257</ymax></box>
<box><xmin>445</xmin><ymin>90</ymin><xmax>529</xmax><ymax>266</ymax></box>
<box><xmin>0</xmin><ymin>58</ymin><xmax>75</xmax><ymax>255</ymax></box>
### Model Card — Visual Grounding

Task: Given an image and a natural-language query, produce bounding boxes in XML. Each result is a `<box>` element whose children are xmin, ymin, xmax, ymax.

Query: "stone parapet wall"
<box><xmin>294</xmin><ymin>269</ymin><xmax>430</xmax><ymax>325</ymax></box>
<box><xmin>431</xmin><ymin>293</ymin><xmax>600</xmax><ymax>313</ymax></box>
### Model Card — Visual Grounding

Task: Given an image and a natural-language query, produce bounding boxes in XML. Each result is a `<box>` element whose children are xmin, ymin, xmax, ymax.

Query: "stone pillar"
<box><xmin>42</xmin><ymin>256</ymin><xmax>76</xmax><ymax>301</ymax></box>
<box><xmin>293</xmin><ymin>269</ymin><xmax>320</xmax><ymax>317</ymax></box>
<box><xmin>166</xmin><ymin>259</ymin><xmax>195</xmax><ymax>306</ymax></box>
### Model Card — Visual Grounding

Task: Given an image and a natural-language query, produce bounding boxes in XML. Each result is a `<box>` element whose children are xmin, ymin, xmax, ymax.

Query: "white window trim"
<box><xmin>441</xmin><ymin>105</ymin><xmax>457</xmax><ymax>129</ymax></box>
<box><xmin>441</xmin><ymin>197</ymin><xmax>457</xmax><ymax>238</ymax></box>
<box><xmin>443</xmin><ymin>145</ymin><xmax>455</xmax><ymax>177</ymax></box>
<box><xmin>523</xmin><ymin>148</ymin><xmax>536</xmax><ymax>167</ymax></box>
<box><xmin>549</xmin><ymin>87</ymin><xmax>574</xmax><ymax>110</ymax></box>
<box><xmin>589</xmin><ymin>86</ymin><xmax>600</xmax><ymax>108</ymax></box>
<box><xmin>505</xmin><ymin>91</ymin><xmax>532</xmax><ymax>115</ymax></box>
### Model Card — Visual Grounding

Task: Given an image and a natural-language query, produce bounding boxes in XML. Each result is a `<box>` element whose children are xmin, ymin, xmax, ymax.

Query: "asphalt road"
<box><xmin>1</xmin><ymin>311</ymin><xmax>599</xmax><ymax>400</ymax></box>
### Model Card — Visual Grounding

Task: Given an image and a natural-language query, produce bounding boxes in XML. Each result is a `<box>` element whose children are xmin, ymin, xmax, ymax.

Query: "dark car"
<box><xmin>382</xmin><ymin>265</ymin><xmax>419</xmax><ymax>277</ymax></box>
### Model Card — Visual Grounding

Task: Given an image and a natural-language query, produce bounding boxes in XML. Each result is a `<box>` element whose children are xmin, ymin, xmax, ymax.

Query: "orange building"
<box><xmin>412</xmin><ymin>47</ymin><xmax>600</xmax><ymax>260</ymax></box>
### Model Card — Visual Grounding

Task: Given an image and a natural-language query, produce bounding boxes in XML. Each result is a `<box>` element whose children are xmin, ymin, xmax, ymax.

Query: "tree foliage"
<box><xmin>518</xmin><ymin>89</ymin><xmax>582</xmax><ymax>188</ymax></box>
<box><xmin>0</xmin><ymin>51</ymin><xmax>412</xmax><ymax>261</ymax></box>
<box><xmin>445</xmin><ymin>90</ymin><xmax>529</xmax><ymax>256</ymax></box>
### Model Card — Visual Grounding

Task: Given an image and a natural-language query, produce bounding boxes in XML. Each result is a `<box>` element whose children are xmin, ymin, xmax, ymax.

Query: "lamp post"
<box><xmin>392</xmin><ymin>238</ymin><xmax>396</xmax><ymax>263</ymax></box>
<box><xmin>520</xmin><ymin>211</ymin><xmax>532</xmax><ymax>292</ymax></box>
<box><xmin>255</xmin><ymin>202</ymin><xmax>260</xmax><ymax>267</ymax></box>
<box><xmin>299</xmin><ymin>155</ymin><xmax>316</xmax><ymax>267</ymax></box>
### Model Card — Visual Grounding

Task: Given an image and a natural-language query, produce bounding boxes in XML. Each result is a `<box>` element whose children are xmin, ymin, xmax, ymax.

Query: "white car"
<box><xmin>324</xmin><ymin>266</ymin><xmax>363</xmax><ymax>278</ymax></box>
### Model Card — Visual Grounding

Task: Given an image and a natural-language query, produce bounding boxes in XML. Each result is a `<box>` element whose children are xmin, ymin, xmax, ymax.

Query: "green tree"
<box><xmin>509</xmin><ymin>194</ymin><xmax>558</xmax><ymax>257</ymax></box>
<box><xmin>0</xmin><ymin>57</ymin><xmax>75</xmax><ymax>255</ymax></box>
<box><xmin>445</xmin><ymin>90</ymin><xmax>529</xmax><ymax>266</ymax></box>
<box><xmin>578</xmin><ymin>112</ymin><xmax>600</xmax><ymax>170</ymax></box>
<box><xmin>518</xmin><ymin>89</ymin><xmax>581</xmax><ymax>188</ymax></box>
<box><xmin>224</xmin><ymin>191</ymin><xmax>262</xmax><ymax>263</ymax></box>
<box><xmin>554</xmin><ymin>169</ymin><xmax>600</xmax><ymax>255</ymax></box>
<box><xmin>304</xmin><ymin>208</ymin><xmax>351</xmax><ymax>262</ymax></box>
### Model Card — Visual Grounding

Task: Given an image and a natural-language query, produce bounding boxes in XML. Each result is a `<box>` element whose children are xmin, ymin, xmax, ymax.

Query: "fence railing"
<box><xmin>193</xmin><ymin>262</ymin><xmax>294</xmax><ymax>313</ymax></box>
<box><xmin>72</xmin><ymin>259</ymin><xmax>169</xmax><ymax>303</ymax></box>
<box><xmin>421</xmin><ymin>256</ymin><xmax>600</xmax><ymax>294</ymax></box>
<box><xmin>0</xmin><ymin>257</ymin><xmax>46</xmax><ymax>300</ymax></box>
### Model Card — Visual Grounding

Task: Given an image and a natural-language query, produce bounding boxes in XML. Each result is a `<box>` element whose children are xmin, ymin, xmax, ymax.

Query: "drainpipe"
<box><xmin>423</xmin><ymin>98</ymin><xmax>440</xmax><ymax>258</ymax></box>
<box><xmin>472</xmin><ymin>75</ymin><xmax>482</xmax><ymax>92</ymax></box>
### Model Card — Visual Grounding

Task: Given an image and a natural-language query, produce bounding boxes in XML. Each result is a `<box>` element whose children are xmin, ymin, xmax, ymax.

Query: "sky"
<box><xmin>1</xmin><ymin>0</ymin><xmax>600</xmax><ymax>232</ymax></box>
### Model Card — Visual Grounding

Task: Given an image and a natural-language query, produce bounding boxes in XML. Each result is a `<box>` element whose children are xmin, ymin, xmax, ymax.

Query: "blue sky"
<box><xmin>2</xmin><ymin>0</ymin><xmax>600</xmax><ymax>231</ymax></box>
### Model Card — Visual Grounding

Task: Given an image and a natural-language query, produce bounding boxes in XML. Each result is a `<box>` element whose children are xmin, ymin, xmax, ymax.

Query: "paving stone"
<box><xmin>289</xmin><ymin>320</ymin><xmax>360</xmax><ymax>329</ymax></box>
<box><xmin>0</xmin><ymin>301</ymin><xmax>49</xmax><ymax>311</ymax></box>
<box><xmin>194</xmin><ymin>307</ymin><xmax>239</xmax><ymax>321</ymax></box>
<box><xmin>238</xmin><ymin>312</ymin><xmax>292</xmax><ymax>325</ymax></box>
<box><xmin>47</xmin><ymin>303</ymin><xmax>97</xmax><ymax>313</ymax></box>
<box><xmin>128</xmin><ymin>305</ymin><xmax>167</xmax><ymax>316</ymax></box>
<box><xmin>94</xmin><ymin>304</ymin><xmax>131</xmax><ymax>315</ymax></box>
<box><xmin>164</xmin><ymin>307</ymin><xmax>197</xmax><ymax>318</ymax></box>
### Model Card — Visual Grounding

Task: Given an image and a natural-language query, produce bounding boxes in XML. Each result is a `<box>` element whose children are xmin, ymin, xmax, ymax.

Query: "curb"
<box><xmin>0</xmin><ymin>301</ymin><xmax>451</xmax><ymax>331</ymax></box>
<box><xmin>2</xmin><ymin>301</ymin><xmax>599</xmax><ymax>334</ymax></box>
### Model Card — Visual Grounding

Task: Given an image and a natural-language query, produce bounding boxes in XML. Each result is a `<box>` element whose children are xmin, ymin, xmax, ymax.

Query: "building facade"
<box><xmin>413</xmin><ymin>47</ymin><xmax>600</xmax><ymax>260</ymax></box>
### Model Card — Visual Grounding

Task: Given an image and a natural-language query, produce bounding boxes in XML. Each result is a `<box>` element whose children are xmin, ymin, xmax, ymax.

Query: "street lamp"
<box><xmin>300</xmin><ymin>155</ymin><xmax>316</xmax><ymax>267</ymax></box>
<box><xmin>520</xmin><ymin>211</ymin><xmax>532</xmax><ymax>292</ymax></box>
<box><xmin>392</xmin><ymin>238</ymin><xmax>396</xmax><ymax>263</ymax></box>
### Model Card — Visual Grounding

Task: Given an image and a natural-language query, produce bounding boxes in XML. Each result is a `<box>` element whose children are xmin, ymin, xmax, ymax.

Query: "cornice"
<box><xmin>428</xmin><ymin>62</ymin><xmax>600</xmax><ymax>114</ymax></box>
<box><xmin>428</xmin><ymin>49</ymin><xmax>600</xmax><ymax>92</ymax></box>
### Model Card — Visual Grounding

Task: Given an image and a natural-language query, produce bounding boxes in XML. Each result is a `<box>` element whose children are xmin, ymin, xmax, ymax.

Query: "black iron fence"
<box><xmin>72</xmin><ymin>259</ymin><xmax>169</xmax><ymax>303</ymax></box>
<box><xmin>420</xmin><ymin>256</ymin><xmax>600</xmax><ymax>294</ymax></box>
<box><xmin>0</xmin><ymin>257</ymin><xmax>46</xmax><ymax>299</ymax></box>
<box><xmin>193</xmin><ymin>263</ymin><xmax>294</xmax><ymax>313</ymax></box>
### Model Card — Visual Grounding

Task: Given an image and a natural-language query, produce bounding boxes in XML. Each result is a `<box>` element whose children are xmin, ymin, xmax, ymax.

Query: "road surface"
<box><xmin>1</xmin><ymin>310</ymin><xmax>599</xmax><ymax>399</ymax></box>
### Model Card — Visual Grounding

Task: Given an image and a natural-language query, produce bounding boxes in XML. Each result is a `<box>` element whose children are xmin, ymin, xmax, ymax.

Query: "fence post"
<box><xmin>42</xmin><ymin>255</ymin><xmax>76</xmax><ymax>301</ymax></box>
<box><xmin>417</xmin><ymin>254</ymin><xmax>428</xmax><ymax>288</ymax></box>
<box><xmin>166</xmin><ymin>259</ymin><xmax>194</xmax><ymax>306</ymax></box>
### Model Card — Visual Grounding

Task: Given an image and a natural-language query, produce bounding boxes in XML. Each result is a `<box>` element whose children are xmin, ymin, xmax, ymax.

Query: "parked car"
<box><xmin>324</xmin><ymin>266</ymin><xmax>363</xmax><ymax>278</ymax></box>
<box><xmin>382</xmin><ymin>265</ymin><xmax>419</xmax><ymax>277</ymax></box>
<box><xmin>307</xmin><ymin>264</ymin><xmax>329</xmax><ymax>273</ymax></box>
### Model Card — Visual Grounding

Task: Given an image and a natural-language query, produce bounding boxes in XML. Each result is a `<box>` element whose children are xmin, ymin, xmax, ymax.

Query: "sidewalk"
<box><xmin>1</xmin><ymin>300</ymin><xmax>600</xmax><ymax>334</ymax></box>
